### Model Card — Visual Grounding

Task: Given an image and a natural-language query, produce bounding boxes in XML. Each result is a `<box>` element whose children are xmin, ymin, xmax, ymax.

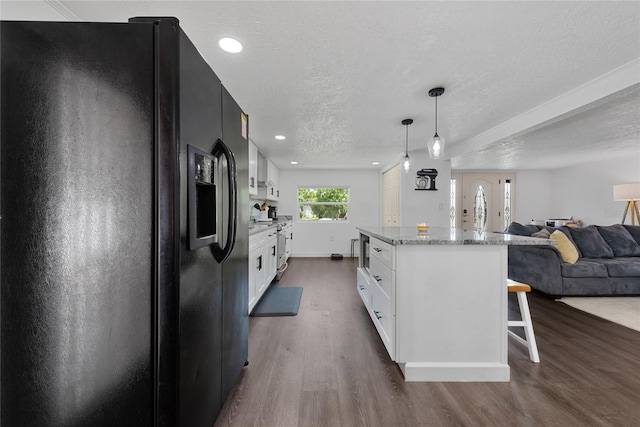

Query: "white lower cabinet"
<box><xmin>356</xmin><ymin>268</ymin><xmax>370</xmax><ymax>307</ymax></box>
<box><xmin>370</xmin><ymin>274</ymin><xmax>395</xmax><ymax>359</ymax></box>
<box><xmin>249</xmin><ymin>228</ymin><xmax>278</xmax><ymax>313</ymax></box>
<box><xmin>356</xmin><ymin>244</ymin><xmax>396</xmax><ymax>360</ymax></box>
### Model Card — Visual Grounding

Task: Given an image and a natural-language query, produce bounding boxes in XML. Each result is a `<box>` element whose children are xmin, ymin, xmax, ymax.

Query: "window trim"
<box><xmin>297</xmin><ymin>186</ymin><xmax>351</xmax><ymax>223</ymax></box>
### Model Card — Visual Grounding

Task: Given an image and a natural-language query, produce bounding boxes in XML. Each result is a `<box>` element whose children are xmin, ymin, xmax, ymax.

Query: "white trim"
<box><xmin>398</xmin><ymin>362</ymin><xmax>510</xmax><ymax>382</ymax></box>
<box><xmin>296</xmin><ymin>186</ymin><xmax>351</xmax><ymax>222</ymax></box>
<box><xmin>290</xmin><ymin>253</ymin><xmax>350</xmax><ymax>258</ymax></box>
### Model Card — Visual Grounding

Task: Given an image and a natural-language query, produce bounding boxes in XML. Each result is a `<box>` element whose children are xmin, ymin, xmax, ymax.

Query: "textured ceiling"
<box><xmin>2</xmin><ymin>1</ymin><xmax>639</xmax><ymax>171</ymax></box>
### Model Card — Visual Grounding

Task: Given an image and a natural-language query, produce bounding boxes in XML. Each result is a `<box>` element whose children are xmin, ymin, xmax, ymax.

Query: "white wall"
<box><xmin>277</xmin><ymin>169</ymin><xmax>380</xmax><ymax>257</ymax></box>
<box><xmin>399</xmin><ymin>149</ymin><xmax>452</xmax><ymax>227</ymax></box>
<box><xmin>549</xmin><ymin>154</ymin><xmax>640</xmax><ymax>226</ymax></box>
<box><xmin>513</xmin><ymin>170</ymin><xmax>553</xmax><ymax>224</ymax></box>
<box><xmin>511</xmin><ymin>154</ymin><xmax>640</xmax><ymax>226</ymax></box>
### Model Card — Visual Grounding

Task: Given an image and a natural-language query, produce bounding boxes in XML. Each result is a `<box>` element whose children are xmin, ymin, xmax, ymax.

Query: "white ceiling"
<box><xmin>2</xmin><ymin>1</ymin><xmax>639</xmax><ymax>171</ymax></box>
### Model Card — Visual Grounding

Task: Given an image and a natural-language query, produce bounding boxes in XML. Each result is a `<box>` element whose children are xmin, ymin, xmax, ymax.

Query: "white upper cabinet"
<box><xmin>257</xmin><ymin>153</ymin><xmax>280</xmax><ymax>201</ymax></box>
<box><xmin>266</xmin><ymin>159</ymin><xmax>279</xmax><ymax>187</ymax></box>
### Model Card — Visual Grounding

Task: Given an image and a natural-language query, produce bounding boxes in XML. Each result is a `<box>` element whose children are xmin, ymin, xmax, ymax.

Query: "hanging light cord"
<box><xmin>405</xmin><ymin>124</ymin><xmax>409</xmax><ymax>154</ymax></box>
<box><xmin>434</xmin><ymin>95</ymin><xmax>438</xmax><ymax>135</ymax></box>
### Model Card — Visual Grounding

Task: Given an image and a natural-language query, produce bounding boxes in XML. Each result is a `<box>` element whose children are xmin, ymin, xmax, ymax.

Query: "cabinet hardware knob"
<box><xmin>359</xmin><ymin>285</ymin><xmax>365</xmax><ymax>291</ymax></box>
<box><xmin>374</xmin><ymin>310</ymin><xmax>382</xmax><ymax>319</ymax></box>
<box><xmin>373</xmin><ymin>247</ymin><xmax>382</xmax><ymax>252</ymax></box>
<box><xmin>373</xmin><ymin>275</ymin><xmax>382</xmax><ymax>281</ymax></box>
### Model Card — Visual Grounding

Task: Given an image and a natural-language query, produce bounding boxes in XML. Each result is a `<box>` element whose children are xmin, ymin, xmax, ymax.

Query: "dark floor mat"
<box><xmin>250</xmin><ymin>286</ymin><xmax>303</xmax><ymax>317</ymax></box>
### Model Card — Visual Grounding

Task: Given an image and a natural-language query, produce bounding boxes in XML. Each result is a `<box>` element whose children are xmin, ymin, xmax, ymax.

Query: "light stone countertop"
<box><xmin>249</xmin><ymin>216</ymin><xmax>292</xmax><ymax>236</ymax></box>
<box><xmin>357</xmin><ymin>226</ymin><xmax>556</xmax><ymax>246</ymax></box>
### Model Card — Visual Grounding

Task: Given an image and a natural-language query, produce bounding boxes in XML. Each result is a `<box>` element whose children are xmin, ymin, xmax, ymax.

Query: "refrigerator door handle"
<box><xmin>211</xmin><ymin>138</ymin><xmax>237</xmax><ymax>263</ymax></box>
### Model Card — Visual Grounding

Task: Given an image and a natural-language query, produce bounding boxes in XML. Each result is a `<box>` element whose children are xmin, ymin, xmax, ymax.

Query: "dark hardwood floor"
<box><xmin>215</xmin><ymin>257</ymin><xmax>640</xmax><ymax>426</ymax></box>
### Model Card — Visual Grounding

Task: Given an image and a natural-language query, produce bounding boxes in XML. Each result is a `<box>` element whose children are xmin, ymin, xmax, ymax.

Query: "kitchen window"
<box><xmin>298</xmin><ymin>187</ymin><xmax>349</xmax><ymax>221</ymax></box>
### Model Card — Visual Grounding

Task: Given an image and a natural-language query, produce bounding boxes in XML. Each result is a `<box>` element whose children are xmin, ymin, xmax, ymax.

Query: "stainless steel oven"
<box><xmin>277</xmin><ymin>222</ymin><xmax>287</xmax><ymax>269</ymax></box>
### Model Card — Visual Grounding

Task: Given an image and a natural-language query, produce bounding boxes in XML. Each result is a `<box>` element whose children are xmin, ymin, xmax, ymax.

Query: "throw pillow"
<box><xmin>545</xmin><ymin>227</ymin><xmax>583</xmax><ymax>258</ymax></box>
<box><xmin>596</xmin><ymin>225</ymin><xmax>640</xmax><ymax>257</ymax></box>
<box><xmin>550</xmin><ymin>230</ymin><xmax>579</xmax><ymax>264</ymax></box>
<box><xmin>531</xmin><ymin>228</ymin><xmax>551</xmax><ymax>239</ymax></box>
<box><xmin>568</xmin><ymin>226</ymin><xmax>614</xmax><ymax>259</ymax></box>
<box><xmin>506</xmin><ymin>222</ymin><xmax>540</xmax><ymax>236</ymax></box>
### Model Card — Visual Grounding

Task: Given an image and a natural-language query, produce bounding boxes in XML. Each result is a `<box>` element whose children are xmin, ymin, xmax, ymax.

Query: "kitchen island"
<box><xmin>356</xmin><ymin>226</ymin><xmax>553</xmax><ymax>382</ymax></box>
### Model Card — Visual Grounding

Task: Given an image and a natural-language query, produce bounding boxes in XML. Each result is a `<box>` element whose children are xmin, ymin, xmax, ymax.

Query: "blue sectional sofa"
<box><xmin>507</xmin><ymin>223</ymin><xmax>640</xmax><ymax>297</ymax></box>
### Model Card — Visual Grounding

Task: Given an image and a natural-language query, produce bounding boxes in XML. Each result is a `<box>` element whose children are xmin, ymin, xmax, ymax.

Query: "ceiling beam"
<box><xmin>447</xmin><ymin>58</ymin><xmax>640</xmax><ymax>160</ymax></box>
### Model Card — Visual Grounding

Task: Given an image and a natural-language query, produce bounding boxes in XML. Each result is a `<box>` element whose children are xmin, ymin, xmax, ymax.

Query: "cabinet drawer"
<box><xmin>250</xmin><ymin>228</ymin><xmax>276</xmax><ymax>251</ymax></box>
<box><xmin>369</xmin><ymin>258</ymin><xmax>393</xmax><ymax>301</ymax></box>
<box><xmin>370</xmin><ymin>279</ymin><xmax>395</xmax><ymax>360</ymax></box>
<box><xmin>356</xmin><ymin>267</ymin><xmax>371</xmax><ymax>308</ymax></box>
<box><xmin>249</xmin><ymin>233</ymin><xmax>266</xmax><ymax>251</ymax></box>
<box><xmin>370</xmin><ymin>237</ymin><xmax>395</xmax><ymax>270</ymax></box>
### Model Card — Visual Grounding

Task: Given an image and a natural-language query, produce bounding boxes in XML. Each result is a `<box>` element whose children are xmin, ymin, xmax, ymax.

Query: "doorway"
<box><xmin>452</xmin><ymin>173</ymin><xmax>515</xmax><ymax>232</ymax></box>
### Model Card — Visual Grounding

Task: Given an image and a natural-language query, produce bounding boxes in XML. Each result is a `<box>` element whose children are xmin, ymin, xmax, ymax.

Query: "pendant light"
<box><xmin>401</xmin><ymin>118</ymin><xmax>413</xmax><ymax>173</ymax></box>
<box><xmin>427</xmin><ymin>87</ymin><xmax>445</xmax><ymax>159</ymax></box>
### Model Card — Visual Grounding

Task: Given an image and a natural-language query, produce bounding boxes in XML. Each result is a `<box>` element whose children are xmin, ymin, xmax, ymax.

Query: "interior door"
<box><xmin>382</xmin><ymin>164</ymin><xmax>401</xmax><ymax>226</ymax></box>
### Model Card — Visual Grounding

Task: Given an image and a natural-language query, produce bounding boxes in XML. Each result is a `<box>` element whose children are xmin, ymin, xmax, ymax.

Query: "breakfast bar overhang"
<box><xmin>356</xmin><ymin>226</ymin><xmax>554</xmax><ymax>382</ymax></box>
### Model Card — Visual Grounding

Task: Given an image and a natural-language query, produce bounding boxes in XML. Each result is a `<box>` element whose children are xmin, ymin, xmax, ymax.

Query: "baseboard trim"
<box><xmin>290</xmin><ymin>253</ymin><xmax>356</xmax><ymax>258</ymax></box>
<box><xmin>398</xmin><ymin>362</ymin><xmax>510</xmax><ymax>382</ymax></box>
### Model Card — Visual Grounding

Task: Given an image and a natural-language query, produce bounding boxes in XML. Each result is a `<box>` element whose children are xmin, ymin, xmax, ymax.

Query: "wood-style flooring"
<box><xmin>215</xmin><ymin>257</ymin><xmax>640</xmax><ymax>426</ymax></box>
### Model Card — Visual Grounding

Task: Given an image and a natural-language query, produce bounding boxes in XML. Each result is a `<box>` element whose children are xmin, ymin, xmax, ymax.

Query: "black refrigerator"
<box><xmin>1</xmin><ymin>18</ymin><xmax>249</xmax><ymax>426</ymax></box>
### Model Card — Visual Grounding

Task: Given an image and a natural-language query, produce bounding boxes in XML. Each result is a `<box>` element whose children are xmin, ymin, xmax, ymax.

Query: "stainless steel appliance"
<box><xmin>277</xmin><ymin>221</ymin><xmax>288</xmax><ymax>269</ymax></box>
<box><xmin>1</xmin><ymin>18</ymin><xmax>248</xmax><ymax>426</ymax></box>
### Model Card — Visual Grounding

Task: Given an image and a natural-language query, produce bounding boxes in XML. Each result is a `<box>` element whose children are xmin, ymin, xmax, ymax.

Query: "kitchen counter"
<box><xmin>249</xmin><ymin>216</ymin><xmax>292</xmax><ymax>236</ymax></box>
<box><xmin>357</xmin><ymin>226</ymin><xmax>555</xmax><ymax>246</ymax></box>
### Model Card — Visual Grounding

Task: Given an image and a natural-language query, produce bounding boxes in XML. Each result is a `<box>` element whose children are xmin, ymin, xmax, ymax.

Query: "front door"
<box><xmin>460</xmin><ymin>173</ymin><xmax>514</xmax><ymax>233</ymax></box>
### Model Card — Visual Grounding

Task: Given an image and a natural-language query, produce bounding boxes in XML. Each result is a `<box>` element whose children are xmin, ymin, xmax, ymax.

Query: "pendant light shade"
<box><xmin>401</xmin><ymin>118</ymin><xmax>413</xmax><ymax>173</ymax></box>
<box><xmin>428</xmin><ymin>87</ymin><xmax>445</xmax><ymax>160</ymax></box>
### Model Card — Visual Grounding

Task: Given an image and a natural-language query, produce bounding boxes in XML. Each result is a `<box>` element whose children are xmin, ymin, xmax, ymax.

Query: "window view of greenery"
<box><xmin>298</xmin><ymin>187</ymin><xmax>349</xmax><ymax>221</ymax></box>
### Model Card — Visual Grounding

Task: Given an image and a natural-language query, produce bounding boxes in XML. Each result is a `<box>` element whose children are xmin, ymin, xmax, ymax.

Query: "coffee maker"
<box><xmin>268</xmin><ymin>205</ymin><xmax>278</xmax><ymax>219</ymax></box>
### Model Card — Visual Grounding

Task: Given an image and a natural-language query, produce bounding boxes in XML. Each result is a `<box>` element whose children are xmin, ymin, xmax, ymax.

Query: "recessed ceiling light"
<box><xmin>372</xmin><ymin>162</ymin><xmax>380</xmax><ymax>165</ymax></box>
<box><xmin>290</xmin><ymin>161</ymin><xmax>298</xmax><ymax>165</ymax></box>
<box><xmin>275</xmin><ymin>135</ymin><xmax>286</xmax><ymax>140</ymax></box>
<box><xmin>218</xmin><ymin>37</ymin><xmax>243</xmax><ymax>53</ymax></box>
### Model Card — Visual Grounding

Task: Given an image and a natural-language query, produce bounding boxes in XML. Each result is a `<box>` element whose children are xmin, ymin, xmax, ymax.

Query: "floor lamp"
<box><xmin>614</xmin><ymin>183</ymin><xmax>640</xmax><ymax>225</ymax></box>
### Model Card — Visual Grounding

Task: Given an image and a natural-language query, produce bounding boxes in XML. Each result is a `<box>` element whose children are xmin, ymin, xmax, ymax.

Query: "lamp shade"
<box><xmin>613</xmin><ymin>183</ymin><xmax>640</xmax><ymax>201</ymax></box>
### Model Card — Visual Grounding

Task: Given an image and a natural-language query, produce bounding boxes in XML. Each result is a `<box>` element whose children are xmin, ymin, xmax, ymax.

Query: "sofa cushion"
<box><xmin>623</xmin><ymin>225</ymin><xmax>640</xmax><ymax>246</ymax></box>
<box><xmin>506</xmin><ymin>222</ymin><xmax>540</xmax><ymax>236</ymax></box>
<box><xmin>568</xmin><ymin>226</ymin><xmax>614</xmax><ymax>258</ymax></box>
<box><xmin>560</xmin><ymin>260</ymin><xmax>609</xmax><ymax>278</ymax></box>
<box><xmin>531</xmin><ymin>228</ymin><xmax>551</xmax><ymax>239</ymax></box>
<box><xmin>585</xmin><ymin>257</ymin><xmax>640</xmax><ymax>277</ymax></box>
<box><xmin>596</xmin><ymin>225</ymin><xmax>640</xmax><ymax>257</ymax></box>
<box><xmin>550</xmin><ymin>230</ymin><xmax>579</xmax><ymax>264</ymax></box>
